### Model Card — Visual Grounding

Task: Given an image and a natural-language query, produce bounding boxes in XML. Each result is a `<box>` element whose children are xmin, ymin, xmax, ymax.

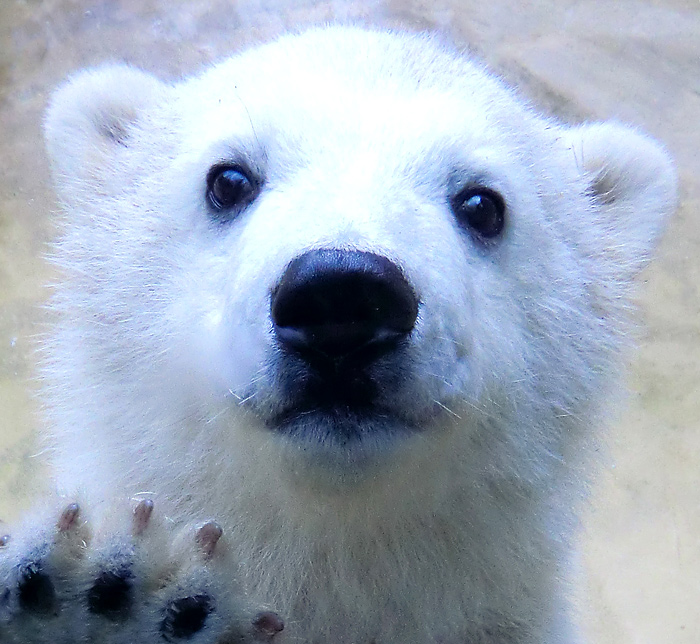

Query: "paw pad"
<box><xmin>87</xmin><ymin>566</ymin><xmax>133</xmax><ymax>620</ymax></box>
<box><xmin>17</xmin><ymin>563</ymin><xmax>56</xmax><ymax>614</ymax></box>
<box><xmin>160</xmin><ymin>594</ymin><xmax>213</xmax><ymax>640</ymax></box>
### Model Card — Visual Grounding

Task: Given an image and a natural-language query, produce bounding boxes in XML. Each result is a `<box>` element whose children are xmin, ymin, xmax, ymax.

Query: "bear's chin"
<box><xmin>265</xmin><ymin>404</ymin><xmax>423</xmax><ymax>470</ymax></box>
<box><xmin>268</xmin><ymin>405</ymin><xmax>420</xmax><ymax>443</ymax></box>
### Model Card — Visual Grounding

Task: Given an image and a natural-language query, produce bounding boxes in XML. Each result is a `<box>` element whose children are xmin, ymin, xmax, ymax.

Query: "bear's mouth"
<box><xmin>263</xmin><ymin>345</ymin><xmax>424</xmax><ymax>450</ymax></box>
<box><xmin>267</xmin><ymin>403</ymin><xmax>420</xmax><ymax>446</ymax></box>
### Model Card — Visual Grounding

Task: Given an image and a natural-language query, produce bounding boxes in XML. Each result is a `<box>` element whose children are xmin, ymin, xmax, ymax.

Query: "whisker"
<box><xmin>434</xmin><ymin>400</ymin><xmax>462</xmax><ymax>420</ymax></box>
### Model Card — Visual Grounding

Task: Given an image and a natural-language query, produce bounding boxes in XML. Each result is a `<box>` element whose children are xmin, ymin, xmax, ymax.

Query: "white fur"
<box><xmin>38</xmin><ymin>26</ymin><xmax>676</xmax><ymax>643</ymax></box>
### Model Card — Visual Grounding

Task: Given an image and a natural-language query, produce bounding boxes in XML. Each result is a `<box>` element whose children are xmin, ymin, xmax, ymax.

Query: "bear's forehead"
<box><xmin>169</xmin><ymin>29</ymin><xmax>534</xmax><ymax>159</ymax></box>
<box><xmin>180</xmin><ymin>83</ymin><xmax>490</xmax><ymax>151</ymax></box>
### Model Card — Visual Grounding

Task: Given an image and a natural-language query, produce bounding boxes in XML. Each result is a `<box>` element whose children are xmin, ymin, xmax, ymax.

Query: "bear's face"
<box><xmin>44</xmin><ymin>28</ymin><xmax>675</xmax><ymax>489</ymax></box>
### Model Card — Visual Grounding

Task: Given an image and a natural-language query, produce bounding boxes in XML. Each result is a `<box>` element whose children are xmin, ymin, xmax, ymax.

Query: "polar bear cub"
<box><xmin>0</xmin><ymin>25</ymin><xmax>676</xmax><ymax>644</ymax></box>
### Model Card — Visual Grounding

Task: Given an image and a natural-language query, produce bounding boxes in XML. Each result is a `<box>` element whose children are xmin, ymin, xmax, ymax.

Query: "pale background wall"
<box><xmin>0</xmin><ymin>1</ymin><xmax>698</xmax><ymax>642</ymax></box>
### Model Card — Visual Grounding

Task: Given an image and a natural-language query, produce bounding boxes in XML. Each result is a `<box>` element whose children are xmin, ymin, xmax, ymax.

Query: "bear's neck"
<box><xmin>222</xmin><ymin>448</ymin><xmax>554</xmax><ymax>644</ymax></box>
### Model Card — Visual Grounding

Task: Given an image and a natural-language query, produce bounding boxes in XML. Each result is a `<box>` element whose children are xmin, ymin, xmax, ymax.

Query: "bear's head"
<box><xmin>43</xmin><ymin>27</ymin><xmax>676</xmax><ymax>507</ymax></box>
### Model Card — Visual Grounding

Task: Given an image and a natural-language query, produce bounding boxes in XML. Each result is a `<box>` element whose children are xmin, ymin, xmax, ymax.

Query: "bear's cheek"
<box><xmin>161</xmin><ymin>260</ymin><xmax>273</xmax><ymax>400</ymax></box>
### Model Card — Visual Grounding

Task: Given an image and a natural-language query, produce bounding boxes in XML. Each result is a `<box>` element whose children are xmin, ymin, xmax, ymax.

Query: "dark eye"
<box><xmin>451</xmin><ymin>188</ymin><xmax>506</xmax><ymax>238</ymax></box>
<box><xmin>206</xmin><ymin>165</ymin><xmax>258</xmax><ymax>215</ymax></box>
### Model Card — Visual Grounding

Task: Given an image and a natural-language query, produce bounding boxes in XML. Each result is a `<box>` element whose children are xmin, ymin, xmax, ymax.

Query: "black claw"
<box><xmin>160</xmin><ymin>594</ymin><xmax>213</xmax><ymax>640</ymax></box>
<box><xmin>87</xmin><ymin>567</ymin><xmax>133</xmax><ymax>621</ymax></box>
<box><xmin>17</xmin><ymin>562</ymin><xmax>56</xmax><ymax>614</ymax></box>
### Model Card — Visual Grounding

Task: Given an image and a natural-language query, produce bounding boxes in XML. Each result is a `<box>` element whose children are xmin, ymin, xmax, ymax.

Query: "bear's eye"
<box><xmin>451</xmin><ymin>188</ymin><xmax>506</xmax><ymax>238</ymax></box>
<box><xmin>206</xmin><ymin>165</ymin><xmax>259</xmax><ymax>215</ymax></box>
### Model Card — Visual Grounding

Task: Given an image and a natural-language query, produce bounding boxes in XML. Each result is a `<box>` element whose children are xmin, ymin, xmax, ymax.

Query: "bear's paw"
<box><xmin>0</xmin><ymin>501</ymin><xmax>282</xmax><ymax>644</ymax></box>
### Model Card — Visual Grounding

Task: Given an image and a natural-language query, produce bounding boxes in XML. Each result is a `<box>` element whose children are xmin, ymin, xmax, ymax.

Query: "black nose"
<box><xmin>271</xmin><ymin>249</ymin><xmax>418</xmax><ymax>363</ymax></box>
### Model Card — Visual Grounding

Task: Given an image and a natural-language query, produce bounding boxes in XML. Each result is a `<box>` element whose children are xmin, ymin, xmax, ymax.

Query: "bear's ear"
<box><xmin>563</xmin><ymin>122</ymin><xmax>678</xmax><ymax>278</ymax></box>
<box><xmin>44</xmin><ymin>65</ymin><xmax>167</xmax><ymax>199</ymax></box>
